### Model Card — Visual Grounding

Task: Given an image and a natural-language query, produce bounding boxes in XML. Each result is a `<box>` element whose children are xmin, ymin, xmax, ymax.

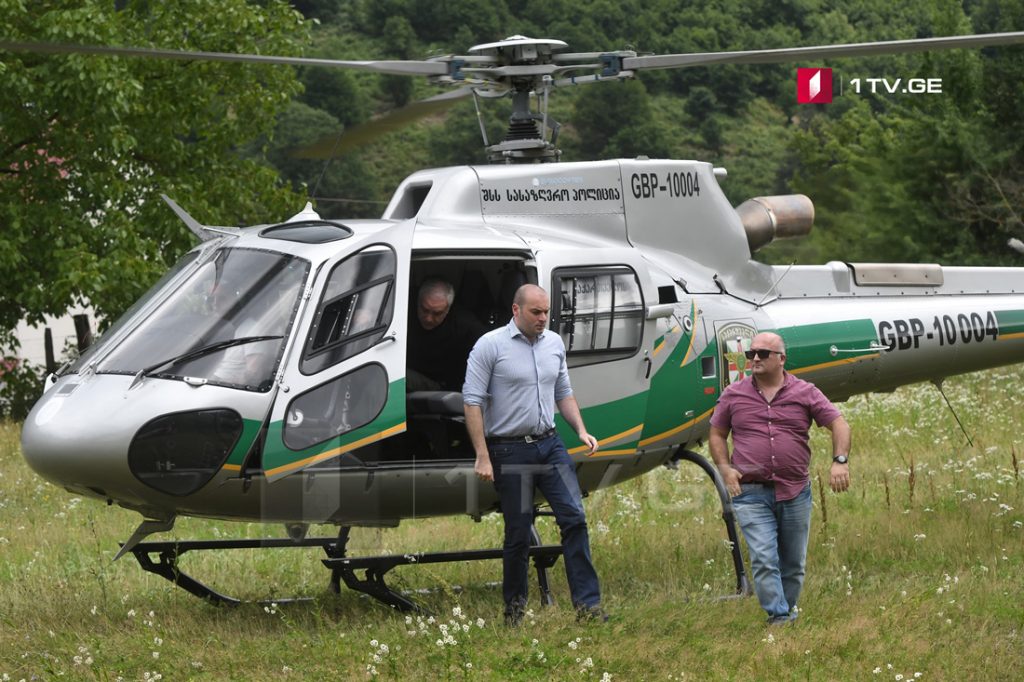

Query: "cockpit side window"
<box><xmin>301</xmin><ymin>246</ymin><xmax>396</xmax><ymax>375</ymax></box>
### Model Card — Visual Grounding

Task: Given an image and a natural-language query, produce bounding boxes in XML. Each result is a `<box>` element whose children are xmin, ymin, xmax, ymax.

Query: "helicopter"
<box><xmin>8</xmin><ymin>29</ymin><xmax>1024</xmax><ymax>611</ymax></box>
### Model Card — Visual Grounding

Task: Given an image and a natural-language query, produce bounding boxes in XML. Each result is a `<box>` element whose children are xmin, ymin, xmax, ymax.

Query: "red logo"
<box><xmin>797</xmin><ymin>68</ymin><xmax>832</xmax><ymax>103</ymax></box>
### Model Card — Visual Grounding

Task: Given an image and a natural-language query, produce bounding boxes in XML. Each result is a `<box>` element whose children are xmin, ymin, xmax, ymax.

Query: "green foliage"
<box><xmin>782</xmin><ymin>25</ymin><xmax>1024</xmax><ymax>266</ymax></box>
<box><xmin>0</xmin><ymin>0</ymin><xmax>309</xmax><ymax>339</ymax></box>
<box><xmin>569</xmin><ymin>80</ymin><xmax>674</xmax><ymax>160</ymax></box>
<box><xmin>3</xmin><ymin>0</ymin><xmax>1024</xmax><ymax>343</ymax></box>
<box><xmin>0</xmin><ymin>358</ymin><xmax>44</xmax><ymax>420</ymax></box>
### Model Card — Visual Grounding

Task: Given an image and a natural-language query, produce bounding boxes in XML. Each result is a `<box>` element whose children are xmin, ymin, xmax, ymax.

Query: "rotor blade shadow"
<box><xmin>290</xmin><ymin>86</ymin><xmax>477</xmax><ymax>160</ymax></box>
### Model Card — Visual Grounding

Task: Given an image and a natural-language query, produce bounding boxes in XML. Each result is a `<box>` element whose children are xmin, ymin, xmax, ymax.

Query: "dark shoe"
<box><xmin>576</xmin><ymin>605</ymin><xmax>609</xmax><ymax>623</ymax></box>
<box><xmin>504</xmin><ymin>601</ymin><xmax>526</xmax><ymax>627</ymax></box>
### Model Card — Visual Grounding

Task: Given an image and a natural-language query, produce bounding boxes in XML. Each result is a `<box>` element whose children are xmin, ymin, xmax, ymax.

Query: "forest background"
<box><xmin>1</xmin><ymin>0</ymin><xmax>1023</xmax><ymax>414</ymax></box>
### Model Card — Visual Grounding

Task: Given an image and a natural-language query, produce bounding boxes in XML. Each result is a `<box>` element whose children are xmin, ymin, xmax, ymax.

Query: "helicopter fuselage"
<box><xmin>20</xmin><ymin>159</ymin><xmax>1024</xmax><ymax>527</ymax></box>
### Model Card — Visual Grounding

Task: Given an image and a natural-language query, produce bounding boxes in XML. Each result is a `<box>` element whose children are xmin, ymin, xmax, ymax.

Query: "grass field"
<box><xmin>1</xmin><ymin>368</ymin><xmax>1022</xmax><ymax>681</ymax></box>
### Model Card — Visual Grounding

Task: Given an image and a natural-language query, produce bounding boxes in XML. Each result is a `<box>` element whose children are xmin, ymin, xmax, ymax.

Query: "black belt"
<box><xmin>743</xmin><ymin>480</ymin><xmax>774</xmax><ymax>487</ymax></box>
<box><xmin>486</xmin><ymin>428</ymin><xmax>557</xmax><ymax>445</ymax></box>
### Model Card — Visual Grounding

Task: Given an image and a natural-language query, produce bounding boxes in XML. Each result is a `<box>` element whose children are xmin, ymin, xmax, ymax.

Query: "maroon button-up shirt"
<box><xmin>710</xmin><ymin>372</ymin><xmax>841</xmax><ymax>501</ymax></box>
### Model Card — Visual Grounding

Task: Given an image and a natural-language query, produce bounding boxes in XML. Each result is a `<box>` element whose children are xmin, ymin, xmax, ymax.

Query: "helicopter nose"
<box><xmin>21</xmin><ymin>379</ymin><xmax>138</xmax><ymax>501</ymax></box>
<box><xmin>22</xmin><ymin>374</ymin><xmax>251</xmax><ymax>506</ymax></box>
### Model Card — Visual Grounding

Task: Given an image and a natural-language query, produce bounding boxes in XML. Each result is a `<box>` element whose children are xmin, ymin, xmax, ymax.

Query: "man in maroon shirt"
<box><xmin>709</xmin><ymin>331</ymin><xmax>851</xmax><ymax>624</ymax></box>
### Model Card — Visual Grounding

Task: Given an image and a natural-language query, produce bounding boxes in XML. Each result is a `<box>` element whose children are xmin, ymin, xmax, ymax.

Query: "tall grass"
<box><xmin>1</xmin><ymin>367</ymin><xmax>1022</xmax><ymax>680</ymax></box>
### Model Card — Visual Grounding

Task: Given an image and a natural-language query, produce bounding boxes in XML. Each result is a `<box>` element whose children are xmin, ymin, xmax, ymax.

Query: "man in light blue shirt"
<box><xmin>463</xmin><ymin>284</ymin><xmax>605</xmax><ymax>625</ymax></box>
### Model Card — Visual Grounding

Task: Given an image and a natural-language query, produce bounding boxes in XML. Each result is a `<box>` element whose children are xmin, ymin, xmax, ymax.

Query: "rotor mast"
<box><xmin>465</xmin><ymin>36</ymin><xmax>567</xmax><ymax>163</ymax></box>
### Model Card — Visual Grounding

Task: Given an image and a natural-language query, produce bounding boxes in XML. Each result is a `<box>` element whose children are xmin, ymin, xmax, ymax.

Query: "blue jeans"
<box><xmin>490</xmin><ymin>435</ymin><xmax>601</xmax><ymax>612</ymax></box>
<box><xmin>732</xmin><ymin>482</ymin><xmax>812</xmax><ymax>622</ymax></box>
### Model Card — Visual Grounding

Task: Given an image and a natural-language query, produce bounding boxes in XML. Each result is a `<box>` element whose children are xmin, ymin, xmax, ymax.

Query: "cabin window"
<box><xmin>551</xmin><ymin>266</ymin><xmax>644</xmax><ymax>366</ymax></box>
<box><xmin>301</xmin><ymin>246</ymin><xmax>395</xmax><ymax>375</ymax></box>
<box><xmin>283</xmin><ymin>364</ymin><xmax>388</xmax><ymax>450</ymax></box>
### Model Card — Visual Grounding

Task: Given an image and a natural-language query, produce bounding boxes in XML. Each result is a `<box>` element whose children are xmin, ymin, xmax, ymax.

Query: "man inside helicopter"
<box><xmin>407</xmin><ymin>277</ymin><xmax>487</xmax><ymax>392</ymax></box>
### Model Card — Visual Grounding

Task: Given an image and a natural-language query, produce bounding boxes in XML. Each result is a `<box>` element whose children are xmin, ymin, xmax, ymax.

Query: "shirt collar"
<box><xmin>505</xmin><ymin>317</ymin><xmax>545</xmax><ymax>341</ymax></box>
<box><xmin>750</xmin><ymin>370</ymin><xmax>792</xmax><ymax>392</ymax></box>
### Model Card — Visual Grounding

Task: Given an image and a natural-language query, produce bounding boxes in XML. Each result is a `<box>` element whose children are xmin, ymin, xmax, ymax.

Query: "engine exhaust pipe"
<box><xmin>736</xmin><ymin>194</ymin><xmax>815</xmax><ymax>253</ymax></box>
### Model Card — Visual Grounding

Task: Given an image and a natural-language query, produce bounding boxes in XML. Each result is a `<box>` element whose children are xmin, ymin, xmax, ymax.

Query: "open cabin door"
<box><xmin>262</xmin><ymin>222</ymin><xmax>414</xmax><ymax>482</ymax></box>
<box><xmin>537</xmin><ymin>248</ymin><xmax>657</xmax><ymax>459</ymax></box>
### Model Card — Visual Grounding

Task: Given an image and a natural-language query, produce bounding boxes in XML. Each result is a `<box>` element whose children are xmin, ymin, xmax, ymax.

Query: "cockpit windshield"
<box><xmin>97</xmin><ymin>248</ymin><xmax>309</xmax><ymax>391</ymax></box>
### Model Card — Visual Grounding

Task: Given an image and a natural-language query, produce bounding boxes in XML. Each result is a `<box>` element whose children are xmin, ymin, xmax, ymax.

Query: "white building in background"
<box><xmin>11</xmin><ymin>305</ymin><xmax>96</xmax><ymax>368</ymax></box>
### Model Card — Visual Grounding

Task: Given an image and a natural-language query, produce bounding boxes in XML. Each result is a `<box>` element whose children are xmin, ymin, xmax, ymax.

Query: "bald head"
<box><xmin>513</xmin><ymin>283</ymin><xmax>546</xmax><ymax>307</ymax></box>
<box><xmin>748</xmin><ymin>331</ymin><xmax>786</xmax><ymax>383</ymax></box>
<box><xmin>512</xmin><ymin>284</ymin><xmax>550</xmax><ymax>338</ymax></box>
<box><xmin>752</xmin><ymin>332</ymin><xmax>785</xmax><ymax>353</ymax></box>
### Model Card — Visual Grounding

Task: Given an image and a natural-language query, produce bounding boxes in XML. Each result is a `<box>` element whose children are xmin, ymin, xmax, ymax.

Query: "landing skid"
<box><xmin>125</xmin><ymin>455</ymin><xmax>750</xmax><ymax>609</ymax></box>
<box><xmin>672</xmin><ymin>448</ymin><xmax>753</xmax><ymax>598</ymax></box>
<box><xmin>125</xmin><ymin>523</ymin><xmax>563</xmax><ymax>613</ymax></box>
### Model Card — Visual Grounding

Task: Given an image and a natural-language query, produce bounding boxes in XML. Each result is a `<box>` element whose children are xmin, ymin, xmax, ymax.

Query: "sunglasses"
<box><xmin>744</xmin><ymin>348</ymin><xmax>782</xmax><ymax>360</ymax></box>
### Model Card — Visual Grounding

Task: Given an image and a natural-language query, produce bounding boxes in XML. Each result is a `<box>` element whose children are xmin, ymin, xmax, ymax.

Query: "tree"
<box><xmin>781</xmin><ymin>5</ymin><xmax>1024</xmax><ymax>267</ymax></box>
<box><xmin>0</xmin><ymin>0</ymin><xmax>310</xmax><ymax>348</ymax></box>
<box><xmin>258</xmin><ymin>101</ymin><xmax>381</xmax><ymax>219</ymax></box>
<box><xmin>569</xmin><ymin>80</ymin><xmax>672</xmax><ymax>160</ymax></box>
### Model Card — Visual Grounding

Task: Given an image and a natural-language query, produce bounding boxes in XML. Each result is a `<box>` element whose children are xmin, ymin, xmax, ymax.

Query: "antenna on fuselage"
<box><xmin>756</xmin><ymin>262</ymin><xmax>796</xmax><ymax>307</ymax></box>
<box><xmin>931</xmin><ymin>379</ymin><xmax>974</xmax><ymax>448</ymax></box>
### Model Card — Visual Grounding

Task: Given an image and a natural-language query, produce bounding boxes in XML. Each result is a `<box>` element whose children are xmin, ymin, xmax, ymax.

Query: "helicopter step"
<box><xmin>125</xmin><ymin>523</ymin><xmax>564</xmax><ymax>613</ymax></box>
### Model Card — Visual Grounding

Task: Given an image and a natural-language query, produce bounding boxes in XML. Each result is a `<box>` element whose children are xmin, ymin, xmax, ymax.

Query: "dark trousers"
<box><xmin>490</xmin><ymin>434</ymin><xmax>601</xmax><ymax>611</ymax></box>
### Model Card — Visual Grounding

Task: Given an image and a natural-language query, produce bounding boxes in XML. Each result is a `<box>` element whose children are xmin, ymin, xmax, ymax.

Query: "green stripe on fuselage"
<box><xmin>225</xmin><ymin>418</ymin><xmax>264</xmax><ymax>466</ymax></box>
<box><xmin>996</xmin><ymin>309</ymin><xmax>1024</xmax><ymax>337</ymax></box>
<box><xmin>641</xmin><ymin>321</ymin><xmax>717</xmax><ymax>444</ymax></box>
<box><xmin>556</xmin><ymin>388</ymin><xmax>647</xmax><ymax>450</ymax></box>
<box><xmin>776</xmin><ymin>319</ymin><xmax>878</xmax><ymax>370</ymax></box>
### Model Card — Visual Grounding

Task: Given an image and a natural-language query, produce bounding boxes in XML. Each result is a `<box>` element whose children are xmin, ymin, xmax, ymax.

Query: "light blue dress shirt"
<box><xmin>462</xmin><ymin>318</ymin><xmax>573</xmax><ymax>438</ymax></box>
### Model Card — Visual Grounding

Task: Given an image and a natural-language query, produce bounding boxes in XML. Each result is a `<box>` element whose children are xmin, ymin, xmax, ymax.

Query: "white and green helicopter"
<box><xmin>10</xmin><ymin>32</ymin><xmax>1024</xmax><ymax>609</ymax></box>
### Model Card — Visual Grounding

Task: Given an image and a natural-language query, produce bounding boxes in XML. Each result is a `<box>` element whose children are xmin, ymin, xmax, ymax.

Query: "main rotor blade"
<box><xmin>624</xmin><ymin>31</ymin><xmax>1024</xmax><ymax>70</ymax></box>
<box><xmin>291</xmin><ymin>86</ymin><xmax>478</xmax><ymax>159</ymax></box>
<box><xmin>0</xmin><ymin>40</ymin><xmax>450</xmax><ymax>77</ymax></box>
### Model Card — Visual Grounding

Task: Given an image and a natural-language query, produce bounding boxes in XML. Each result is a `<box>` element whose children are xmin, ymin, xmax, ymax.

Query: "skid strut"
<box><xmin>673</xmin><ymin>448</ymin><xmax>752</xmax><ymax>598</ymax></box>
<box><xmin>126</xmin><ymin>534</ymin><xmax>350</xmax><ymax>606</ymax></box>
<box><xmin>323</xmin><ymin>525</ymin><xmax>563</xmax><ymax>613</ymax></box>
<box><xmin>125</xmin><ymin>517</ymin><xmax>563</xmax><ymax>612</ymax></box>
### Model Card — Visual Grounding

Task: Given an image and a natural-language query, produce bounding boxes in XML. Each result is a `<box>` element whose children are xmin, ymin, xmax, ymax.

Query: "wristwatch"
<box><xmin>832</xmin><ymin>455</ymin><xmax>849</xmax><ymax>465</ymax></box>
